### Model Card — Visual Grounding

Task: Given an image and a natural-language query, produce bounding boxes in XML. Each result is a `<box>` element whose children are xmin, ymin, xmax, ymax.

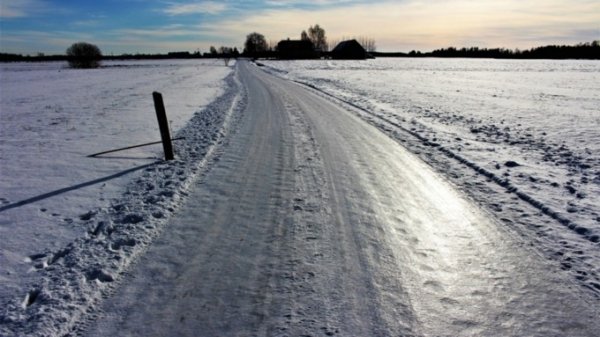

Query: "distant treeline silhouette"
<box><xmin>2</xmin><ymin>41</ymin><xmax>598</xmax><ymax>62</ymax></box>
<box><xmin>374</xmin><ymin>41</ymin><xmax>599</xmax><ymax>59</ymax></box>
<box><xmin>0</xmin><ymin>50</ymin><xmax>238</xmax><ymax>63</ymax></box>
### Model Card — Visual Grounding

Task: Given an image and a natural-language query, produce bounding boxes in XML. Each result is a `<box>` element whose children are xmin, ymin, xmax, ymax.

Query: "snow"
<box><xmin>0</xmin><ymin>59</ymin><xmax>240</xmax><ymax>336</ymax></box>
<box><xmin>260</xmin><ymin>58</ymin><xmax>600</xmax><ymax>297</ymax></box>
<box><xmin>84</xmin><ymin>62</ymin><xmax>600</xmax><ymax>337</ymax></box>
<box><xmin>2</xmin><ymin>57</ymin><xmax>599</xmax><ymax>335</ymax></box>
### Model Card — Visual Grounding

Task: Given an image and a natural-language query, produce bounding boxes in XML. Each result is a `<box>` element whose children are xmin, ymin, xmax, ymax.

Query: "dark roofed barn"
<box><xmin>277</xmin><ymin>40</ymin><xmax>317</xmax><ymax>59</ymax></box>
<box><xmin>330</xmin><ymin>39</ymin><xmax>368</xmax><ymax>60</ymax></box>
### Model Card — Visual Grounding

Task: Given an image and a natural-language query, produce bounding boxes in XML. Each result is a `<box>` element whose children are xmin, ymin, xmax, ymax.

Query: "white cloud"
<box><xmin>264</xmin><ymin>0</ymin><xmax>356</xmax><ymax>6</ymax></box>
<box><xmin>4</xmin><ymin>0</ymin><xmax>598</xmax><ymax>54</ymax></box>
<box><xmin>200</xmin><ymin>0</ymin><xmax>600</xmax><ymax>51</ymax></box>
<box><xmin>0</xmin><ymin>0</ymin><xmax>47</xmax><ymax>18</ymax></box>
<box><xmin>164</xmin><ymin>1</ymin><xmax>226</xmax><ymax>16</ymax></box>
<box><xmin>0</xmin><ymin>30</ymin><xmax>100</xmax><ymax>54</ymax></box>
<box><xmin>116</xmin><ymin>26</ymin><xmax>201</xmax><ymax>38</ymax></box>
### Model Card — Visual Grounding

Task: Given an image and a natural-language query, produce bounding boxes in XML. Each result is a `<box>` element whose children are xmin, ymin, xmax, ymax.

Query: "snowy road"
<box><xmin>86</xmin><ymin>61</ymin><xmax>599</xmax><ymax>337</ymax></box>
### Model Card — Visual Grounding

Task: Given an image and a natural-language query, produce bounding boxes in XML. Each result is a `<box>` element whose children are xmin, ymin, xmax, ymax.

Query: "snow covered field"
<box><xmin>262</xmin><ymin>58</ymin><xmax>600</xmax><ymax>295</ymax></box>
<box><xmin>2</xmin><ymin>57</ymin><xmax>599</xmax><ymax>335</ymax></box>
<box><xmin>83</xmin><ymin>62</ymin><xmax>600</xmax><ymax>337</ymax></box>
<box><xmin>0</xmin><ymin>59</ymin><xmax>239</xmax><ymax>335</ymax></box>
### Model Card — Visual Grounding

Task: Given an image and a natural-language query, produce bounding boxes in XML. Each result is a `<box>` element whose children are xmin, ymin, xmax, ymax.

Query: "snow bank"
<box><xmin>0</xmin><ymin>60</ymin><xmax>245</xmax><ymax>336</ymax></box>
<box><xmin>261</xmin><ymin>58</ymin><xmax>600</xmax><ymax>297</ymax></box>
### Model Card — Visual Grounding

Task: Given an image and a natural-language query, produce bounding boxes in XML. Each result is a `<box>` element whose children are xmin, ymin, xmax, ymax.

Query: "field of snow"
<box><xmin>2</xmin><ymin>57</ymin><xmax>599</xmax><ymax>335</ymax></box>
<box><xmin>83</xmin><ymin>62</ymin><xmax>600</xmax><ymax>337</ymax></box>
<box><xmin>261</xmin><ymin>58</ymin><xmax>600</xmax><ymax>296</ymax></box>
<box><xmin>0</xmin><ymin>59</ymin><xmax>241</xmax><ymax>335</ymax></box>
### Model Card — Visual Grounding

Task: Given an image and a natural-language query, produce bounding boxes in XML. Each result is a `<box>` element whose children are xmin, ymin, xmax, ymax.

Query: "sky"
<box><xmin>1</xmin><ymin>0</ymin><xmax>599</xmax><ymax>54</ymax></box>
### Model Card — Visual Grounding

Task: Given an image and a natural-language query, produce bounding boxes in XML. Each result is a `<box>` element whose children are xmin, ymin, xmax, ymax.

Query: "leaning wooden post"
<box><xmin>152</xmin><ymin>92</ymin><xmax>174</xmax><ymax>161</ymax></box>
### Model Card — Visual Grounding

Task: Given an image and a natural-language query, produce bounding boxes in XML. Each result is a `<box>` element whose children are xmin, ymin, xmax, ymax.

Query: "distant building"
<box><xmin>330</xmin><ymin>39</ymin><xmax>368</xmax><ymax>60</ymax></box>
<box><xmin>277</xmin><ymin>39</ymin><xmax>318</xmax><ymax>59</ymax></box>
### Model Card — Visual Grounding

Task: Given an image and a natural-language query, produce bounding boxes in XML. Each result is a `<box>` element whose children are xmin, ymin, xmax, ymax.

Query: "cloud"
<box><xmin>264</xmin><ymin>0</ymin><xmax>357</xmax><ymax>6</ymax></box>
<box><xmin>164</xmin><ymin>1</ymin><xmax>227</xmax><ymax>15</ymax></box>
<box><xmin>200</xmin><ymin>0</ymin><xmax>600</xmax><ymax>51</ymax></box>
<box><xmin>72</xmin><ymin>20</ymin><xmax>102</xmax><ymax>27</ymax></box>
<box><xmin>116</xmin><ymin>25</ymin><xmax>202</xmax><ymax>38</ymax></box>
<box><xmin>4</xmin><ymin>0</ymin><xmax>598</xmax><ymax>54</ymax></box>
<box><xmin>0</xmin><ymin>29</ymin><xmax>101</xmax><ymax>54</ymax></box>
<box><xmin>0</xmin><ymin>0</ymin><xmax>47</xmax><ymax>18</ymax></box>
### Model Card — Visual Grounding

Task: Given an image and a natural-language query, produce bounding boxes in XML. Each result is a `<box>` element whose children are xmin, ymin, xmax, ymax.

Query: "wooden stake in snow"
<box><xmin>152</xmin><ymin>92</ymin><xmax>175</xmax><ymax>161</ymax></box>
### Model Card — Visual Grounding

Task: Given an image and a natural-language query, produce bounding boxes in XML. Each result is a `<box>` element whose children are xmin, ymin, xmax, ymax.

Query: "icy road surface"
<box><xmin>86</xmin><ymin>61</ymin><xmax>599</xmax><ymax>337</ymax></box>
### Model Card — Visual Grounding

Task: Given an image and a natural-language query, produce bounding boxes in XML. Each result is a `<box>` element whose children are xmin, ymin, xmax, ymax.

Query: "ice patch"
<box><xmin>260</xmin><ymin>59</ymin><xmax>600</xmax><ymax>300</ymax></box>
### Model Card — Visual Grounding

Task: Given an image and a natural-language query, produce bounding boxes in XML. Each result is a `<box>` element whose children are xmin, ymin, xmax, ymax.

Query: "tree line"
<box><xmin>374</xmin><ymin>41</ymin><xmax>600</xmax><ymax>59</ymax></box>
<box><xmin>0</xmin><ymin>43</ymin><xmax>241</xmax><ymax>66</ymax></box>
<box><xmin>2</xmin><ymin>39</ymin><xmax>597</xmax><ymax>66</ymax></box>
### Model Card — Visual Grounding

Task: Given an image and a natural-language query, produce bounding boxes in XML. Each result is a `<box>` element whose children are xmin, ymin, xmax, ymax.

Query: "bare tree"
<box><xmin>307</xmin><ymin>24</ymin><xmax>328</xmax><ymax>52</ymax></box>
<box><xmin>301</xmin><ymin>30</ymin><xmax>309</xmax><ymax>41</ymax></box>
<box><xmin>328</xmin><ymin>38</ymin><xmax>340</xmax><ymax>51</ymax></box>
<box><xmin>269</xmin><ymin>40</ymin><xmax>278</xmax><ymax>52</ymax></box>
<box><xmin>219</xmin><ymin>46</ymin><xmax>232</xmax><ymax>66</ymax></box>
<box><xmin>357</xmin><ymin>37</ymin><xmax>377</xmax><ymax>52</ymax></box>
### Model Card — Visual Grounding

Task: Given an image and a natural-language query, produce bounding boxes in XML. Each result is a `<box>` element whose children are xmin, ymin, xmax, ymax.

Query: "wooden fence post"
<box><xmin>152</xmin><ymin>92</ymin><xmax>175</xmax><ymax>161</ymax></box>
